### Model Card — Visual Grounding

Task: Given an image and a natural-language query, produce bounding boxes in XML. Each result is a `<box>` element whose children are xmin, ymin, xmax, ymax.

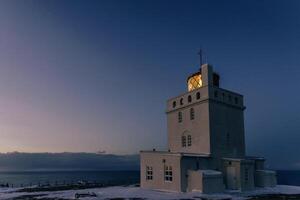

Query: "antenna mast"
<box><xmin>198</xmin><ymin>49</ymin><xmax>203</xmax><ymax>70</ymax></box>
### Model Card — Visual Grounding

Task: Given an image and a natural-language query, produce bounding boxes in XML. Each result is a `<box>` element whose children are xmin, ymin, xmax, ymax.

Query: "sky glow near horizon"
<box><xmin>0</xmin><ymin>0</ymin><xmax>299</xmax><ymax>169</ymax></box>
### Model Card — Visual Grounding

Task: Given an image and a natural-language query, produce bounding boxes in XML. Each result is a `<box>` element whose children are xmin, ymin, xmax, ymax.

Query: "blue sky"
<box><xmin>0</xmin><ymin>0</ymin><xmax>299</xmax><ymax>169</ymax></box>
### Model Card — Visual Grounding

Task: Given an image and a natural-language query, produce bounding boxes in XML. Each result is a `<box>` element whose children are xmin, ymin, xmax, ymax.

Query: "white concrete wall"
<box><xmin>140</xmin><ymin>151</ymin><xmax>182</xmax><ymax>192</ymax></box>
<box><xmin>254</xmin><ymin>159</ymin><xmax>265</xmax><ymax>170</ymax></box>
<box><xmin>187</xmin><ymin>170</ymin><xmax>203</xmax><ymax>192</ymax></box>
<box><xmin>180</xmin><ymin>156</ymin><xmax>212</xmax><ymax>192</ymax></box>
<box><xmin>223</xmin><ymin>159</ymin><xmax>255</xmax><ymax>191</ymax></box>
<box><xmin>202</xmin><ymin>175</ymin><xmax>224</xmax><ymax>193</ymax></box>
<box><xmin>240</xmin><ymin>162</ymin><xmax>255</xmax><ymax>191</ymax></box>
<box><xmin>167</xmin><ymin>89</ymin><xmax>211</xmax><ymax>154</ymax></box>
<box><xmin>255</xmin><ymin>170</ymin><xmax>277</xmax><ymax>187</ymax></box>
<box><xmin>223</xmin><ymin>159</ymin><xmax>242</xmax><ymax>190</ymax></box>
<box><xmin>209</xmin><ymin>86</ymin><xmax>246</xmax><ymax>160</ymax></box>
<box><xmin>187</xmin><ymin>170</ymin><xmax>224</xmax><ymax>193</ymax></box>
<box><xmin>201</xmin><ymin>64</ymin><xmax>214</xmax><ymax>86</ymax></box>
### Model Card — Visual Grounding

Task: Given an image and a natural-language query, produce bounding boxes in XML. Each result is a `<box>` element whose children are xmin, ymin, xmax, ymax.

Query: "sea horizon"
<box><xmin>0</xmin><ymin>170</ymin><xmax>298</xmax><ymax>188</ymax></box>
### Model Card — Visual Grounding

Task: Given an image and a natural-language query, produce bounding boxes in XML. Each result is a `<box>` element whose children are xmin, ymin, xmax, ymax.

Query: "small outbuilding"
<box><xmin>255</xmin><ymin>170</ymin><xmax>277</xmax><ymax>187</ymax></box>
<box><xmin>187</xmin><ymin>170</ymin><xmax>224</xmax><ymax>193</ymax></box>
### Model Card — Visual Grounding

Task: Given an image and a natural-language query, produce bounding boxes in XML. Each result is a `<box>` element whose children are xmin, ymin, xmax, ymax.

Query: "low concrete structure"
<box><xmin>187</xmin><ymin>170</ymin><xmax>224</xmax><ymax>193</ymax></box>
<box><xmin>140</xmin><ymin>62</ymin><xmax>276</xmax><ymax>193</ymax></box>
<box><xmin>223</xmin><ymin>158</ymin><xmax>255</xmax><ymax>191</ymax></box>
<box><xmin>255</xmin><ymin>170</ymin><xmax>277</xmax><ymax>187</ymax></box>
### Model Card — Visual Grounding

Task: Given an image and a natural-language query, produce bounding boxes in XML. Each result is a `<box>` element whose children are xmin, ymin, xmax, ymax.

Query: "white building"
<box><xmin>140</xmin><ymin>63</ymin><xmax>276</xmax><ymax>193</ymax></box>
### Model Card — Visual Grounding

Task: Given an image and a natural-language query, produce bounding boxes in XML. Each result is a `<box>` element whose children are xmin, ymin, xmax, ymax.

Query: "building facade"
<box><xmin>140</xmin><ymin>63</ymin><xmax>276</xmax><ymax>193</ymax></box>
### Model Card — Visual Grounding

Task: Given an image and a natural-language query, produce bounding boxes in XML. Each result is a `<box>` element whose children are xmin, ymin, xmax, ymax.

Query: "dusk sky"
<box><xmin>0</xmin><ymin>0</ymin><xmax>299</xmax><ymax>169</ymax></box>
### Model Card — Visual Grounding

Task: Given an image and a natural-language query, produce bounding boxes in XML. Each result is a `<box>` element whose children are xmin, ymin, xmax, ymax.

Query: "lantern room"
<box><xmin>187</xmin><ymin>72</ymin><xmax>202</xmax><ymax>92</ymax></box>
<box><xmin>187</xmin><ymin>68</ymin><xmax>220</xmax><ymax>92</ymax></box>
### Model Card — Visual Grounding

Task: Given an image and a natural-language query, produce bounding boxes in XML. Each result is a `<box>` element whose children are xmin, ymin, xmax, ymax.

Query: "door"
<box><xmin>226</xmin><ymin>166</ymin><xmax>238</xmax><ymax>190</ymax></box>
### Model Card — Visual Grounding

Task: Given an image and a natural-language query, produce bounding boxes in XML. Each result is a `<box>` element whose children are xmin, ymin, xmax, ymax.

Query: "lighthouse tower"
<box><xmin>167</xmin><ymin>64</ymin><xmax>246</xmax><ymax>161</ymax></box>
<box><xmin>140</xmin><ymin>57</ymin><xmax>276</xmax><ymax>193</ymax></box>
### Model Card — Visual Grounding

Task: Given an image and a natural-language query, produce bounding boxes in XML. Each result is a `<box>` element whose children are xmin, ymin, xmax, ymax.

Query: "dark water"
<box><xmin>0</xmin><ymin>171</ymin><xmax>140</xmax><ymax>187</ymax></box>
<box><xmin>277</xmin><ymin>170</ymin><xmax>300</xmax><ymax>186</ymax></box>
<box><xmin>0</xmin><ymin>170</ymin><xmax>298</xmax><ymax>187</ymax></box>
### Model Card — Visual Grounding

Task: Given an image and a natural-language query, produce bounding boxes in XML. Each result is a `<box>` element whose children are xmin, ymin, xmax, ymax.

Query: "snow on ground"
<box><xmin>44</xmin><ymin>186</ymin><xmax>232</xmax><ymax>200</ymax></box>
<box><xmin>0</xmin><ymin>185</ymin><xmax>299</xmax><ymax>199</ymax></box>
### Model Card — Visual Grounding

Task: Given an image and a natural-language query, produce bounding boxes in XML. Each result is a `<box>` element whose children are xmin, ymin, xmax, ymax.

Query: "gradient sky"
<box><xmin>0</xmin><ymin>0</ymin><xmax>299</xmax><ymax>169</ymax></box>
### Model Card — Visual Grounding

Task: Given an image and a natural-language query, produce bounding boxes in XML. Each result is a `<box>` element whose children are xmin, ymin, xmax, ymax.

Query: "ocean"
<box><xmin>0</xmin><ymin>170</ymin><xmax>298</xmax><ymax>188</ymax></box>
<box><xmin>277</xmin><ymin>170</ymin><xmax>300</xmax><ymax>186</ymax></box>
<box><xmin>0</xmin><ymin>171</ymin><xmax>140</xmax><ymax>187</ymax></box>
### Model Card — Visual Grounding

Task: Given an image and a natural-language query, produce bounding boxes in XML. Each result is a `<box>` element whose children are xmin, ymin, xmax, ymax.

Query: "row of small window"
<box><xmin>178</xmin><ymin>108</ymin><xmax>195</xmax><ymax>123</ymax></box>
<box><xmin>146</xmin><ymin>165</ymin><xmax>173</xmax><ymax>182</ymax></box>
<box><xmin>182</xmin><ymin>135</ymin><xmax>192</xmax><ymax>147</ymax></box>
<box><xmin>172</xmin><ymin>92</ymin><xmax>201</xmax><ymax>108</ymax></box>
<box><xmin>214</xmin><ymin>90</ymin><xmax>239</xmax><ymax>105</ymax></box>
<box><xmin>172</xmin><ymin>91</ymin><xmax>240</xmax><ymax>108</ymax></box>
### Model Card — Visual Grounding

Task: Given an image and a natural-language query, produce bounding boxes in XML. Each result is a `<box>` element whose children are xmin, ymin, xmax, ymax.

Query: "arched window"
<box><xmin>187</xmin><ymin>135</ymin><xmax>192</xmax><ymax>146</ymax></box>
<box><xmin>181</xmin><ymin>135</ymin><xmax>186</xmax><ymax>147</ymax></box>
<box><xmin>196</xmin><ymin>92</ymin><xmax>200</xmax><ymax>100</ymax></box>
<box><xmin>178</xmin><ymin>112</ymin><xmax>182</xmax><ymax>123</ymax></box>
<box><xmin>172</xmin><ymin>101</ymin><xmax>176</xmax><ymax>108</ymax></box>
<box><xmin>180</xmin><ymin>98</ymin><xmax>183</xmax><ymax>105</ymax></box>
<box><xmin>188</xmin><ymin>95</ymin><xmax>192</xmax><ymax>103</ymax></box>
<box><xmin>190</xmin><ymin>108</ymin><xmax>195</xmax><ymax>120</ymax></box>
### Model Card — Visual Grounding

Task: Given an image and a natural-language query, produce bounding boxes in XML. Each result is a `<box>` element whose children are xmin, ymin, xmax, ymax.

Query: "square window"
<box><xmin>164</xmin><ymin>165</ymin><xmax>173</xmax><ymax>182</ymax></box>
<box><xmin>146</xmin><ymin>166</ymin><xmax>153</xmax><ymax>180</ymax></box>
